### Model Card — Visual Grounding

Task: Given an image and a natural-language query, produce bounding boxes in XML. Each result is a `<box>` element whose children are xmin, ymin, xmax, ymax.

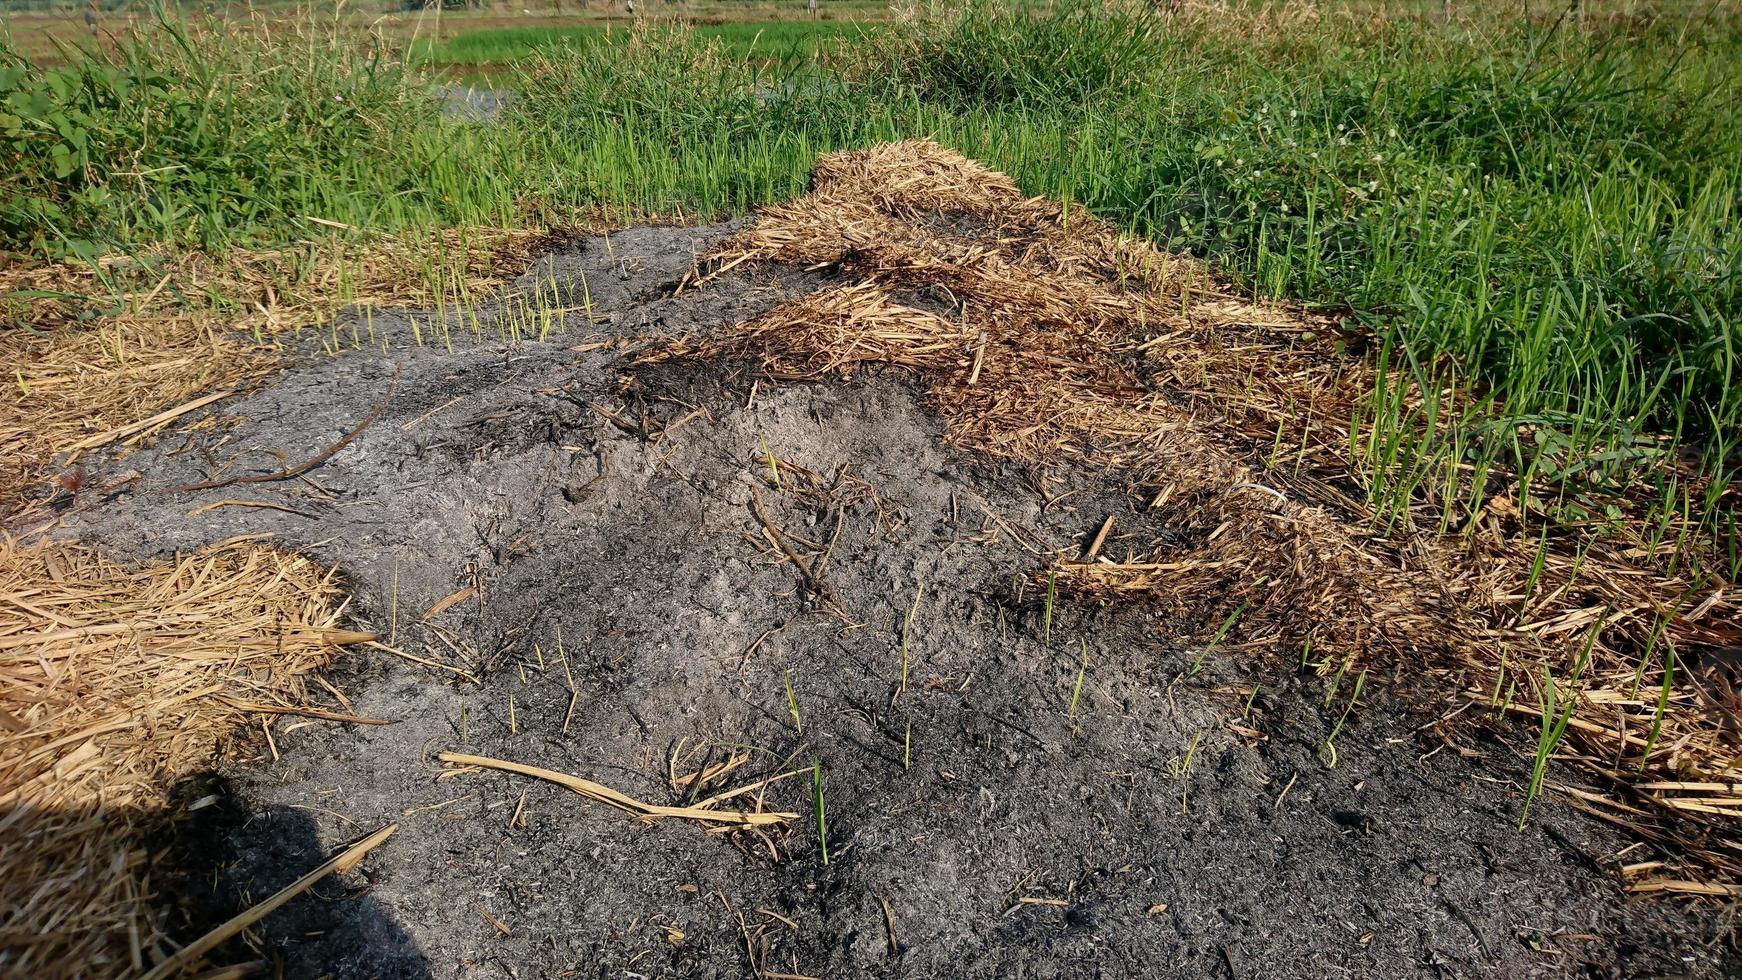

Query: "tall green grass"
<box><xmin>1</xmin><ymin>2</ymin><xmax>1737</xmax><ymax>566</ymax></box>
<box><xmin>411</xmin><ymin>21</ymin><xmax>869</xmax><ymax>66</ymax></box>
<box><xmin>0</xmin><ymin>8</ymin><xmax>481</xmax><ymax>255</ymax></box>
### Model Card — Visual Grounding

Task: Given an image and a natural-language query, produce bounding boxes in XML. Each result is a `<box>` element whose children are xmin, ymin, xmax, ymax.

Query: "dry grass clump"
<box><xmin>0</xmin><ymin>536</ymin><xmax>371</xmax><ymax>978</ymax></box>
<box><xmin>0</xmin><ymin>315</ymin><xmax>280</xmax><ymax>518</ymax></box>
<box><xmin>649</xmin><ymin>139</ymin><xmax>1742</xmax><ymax>893</ymax></box>
<box><xmin>0</xmin><ymin>227</ymin><xmax>553</xmax><ymax>517</ymax></box>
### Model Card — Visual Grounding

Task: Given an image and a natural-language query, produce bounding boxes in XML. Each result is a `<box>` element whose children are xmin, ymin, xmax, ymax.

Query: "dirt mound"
<box><xmin>659</xmin><ymin>140</ymin><xmax>1741</xmax><ymax>887</ymax></box>
<box><xmin>10</xmin><ymin>144</ymin><xmax>1739</xmax><ymax>976</ymax></box>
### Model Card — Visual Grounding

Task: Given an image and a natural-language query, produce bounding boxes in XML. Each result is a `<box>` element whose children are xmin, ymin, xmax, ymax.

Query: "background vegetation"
<box><xmin>2</xmin><ymin>0</ymin><xmax>1738</xmax><ymax>573</ymax></box>
<box><xmin>409</xmin><ymin>21</ymin><xmax>869</xmax><ymax>65</ymax></box>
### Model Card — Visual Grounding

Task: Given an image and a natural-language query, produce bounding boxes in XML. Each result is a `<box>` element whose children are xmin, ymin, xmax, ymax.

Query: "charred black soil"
<box><xmin>49</xmin><ymin>220</ymin><xmax>1736</xmax><ymax>980</ymax></box>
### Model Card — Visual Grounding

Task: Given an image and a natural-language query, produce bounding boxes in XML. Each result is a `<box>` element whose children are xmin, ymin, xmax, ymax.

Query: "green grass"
<box><xmin>899</xmin><ymin>581</ymin><xmax>921</xmax><ymax>696</ymax></box>
<box><xmin>410</xmin><ymin>21</ymin><xmax>869</xmax><ymax>66</ymax></box>
<box><xmin>701</xmin><ymin>20</ymin><xmax>870</xmax><ymax>58</ymax></box>
<box><xmin>783</xmin><ymin>668</ymin><xmax>801</xmax><ymax>734</ymax></box>
<box><xmin>1068</xmin><ymin>639</ymin><xmax>1087</xmax><ymax>718</ymax></box>
<box><xmin>1191</xmin><ymin>600</ymin><xmax>1248</xmax><ymax>675</ymax></box>
<box><xmin>410</xmin><ymin>24</ymin><xmax>609</xmax><ymax>66</ymax></box>
<box><xmin>1318</xmin><ymin>669</ymin><xmax>1367</xmax><ymax>769</ymax></box>
<box><xmin>1521</xmin><ymin>624</ymin><xmax>1597</xmax><ymax>826</ymax></box>
<box><xmin>811</xmin><ymin>756</ymin><xmax>829</xmax><ymax>865</ymax></box>
<box><xmin>760</xmin><ymin>431</ymin><xmax>781</xmax><ymax>486</ymax></box>
<box><xmin>2</xmin><ymin>0</ymin><xmax>1738</xmax><ymax>572</ymax></box>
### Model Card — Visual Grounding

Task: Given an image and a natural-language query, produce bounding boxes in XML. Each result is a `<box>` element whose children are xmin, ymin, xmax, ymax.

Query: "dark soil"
<box><xmin>54</xmin><ymin>224</ymin><xmax>1736</xmax><ymax>979</ymax></box>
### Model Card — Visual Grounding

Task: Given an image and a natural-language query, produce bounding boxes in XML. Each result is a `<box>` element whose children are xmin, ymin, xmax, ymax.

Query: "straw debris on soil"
<box><xmin>0</xmin><ymin>227</ymin><xmax>554</xmax><ymax>519</ymax></box>
<box><xmin>0</xmin><ymin>535</ymin><xmax>374</xmax><ymax>977</ymax></box>
<box><xmin>647</xmin><ymin>139</ymin><xmax>1742</xmax><ymax>892</ymax></box>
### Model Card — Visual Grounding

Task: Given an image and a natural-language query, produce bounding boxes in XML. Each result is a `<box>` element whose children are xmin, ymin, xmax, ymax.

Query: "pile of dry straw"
<box><xmin>0</xmin><ymin>537</ymin><xmax>371</xmax><ymax>976</ymax></box>
<box><xmin>652</xmin><ymin>139</ymin><xmax>1742</xmax><ymax>894</ymax></box>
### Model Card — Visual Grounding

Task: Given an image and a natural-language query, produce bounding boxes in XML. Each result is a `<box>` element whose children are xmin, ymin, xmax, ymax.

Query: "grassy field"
<box><xmin>411</xmin><ymin>21</ymin><xmax>874</xmax><ymax>65</ymax></box>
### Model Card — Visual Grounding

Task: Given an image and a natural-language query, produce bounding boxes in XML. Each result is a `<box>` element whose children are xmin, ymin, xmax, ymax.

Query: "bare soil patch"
<box><xmin>13</xmin><ymin>146</ymin><xmax>1740</xmax><ymax>978</ymax></box>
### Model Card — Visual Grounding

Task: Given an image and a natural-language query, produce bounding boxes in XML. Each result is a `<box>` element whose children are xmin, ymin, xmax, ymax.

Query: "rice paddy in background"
<box><xmin>0</xmin><ymin>0</ymin><xmax>891</xmax><ymax>66</ymax></box>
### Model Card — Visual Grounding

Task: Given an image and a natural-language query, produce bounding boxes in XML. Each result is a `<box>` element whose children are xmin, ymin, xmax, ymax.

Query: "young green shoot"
<box><xmin>1173</xmin><ymin>730</ymin><xmax>1203</xmax><ymax>813</ymax></box>
<box><xmin>1640</xmin><ymin>642</ymin><xmax>1678</xmax><ymax>774</ymax></box>
<box><xmin>1521</xmin><ymin>620</ymin><xmax>1600</xmax><ymax>827</ymax></box>
<box><xmin>1318</xmin><ymin>669</ymin><xmax>1366</xmax><ymax>769</ymax></box>
<box><xmin>812</xmin><ymin>757</ymin><xmax>829</xmax><ymax>866</ymax></box>
<box><xmin>1042</xmin><ymin>569</ymin><xmax>1057</xmax><ymax>645</ymax></box>
<box><xmin>1488</xmin><ymin>647</ymin><xmax>1510</xmax><ymax>715</ymax></box>
<box><xmin>899</xmin><ymin>582</ymin><xmax>923</xmax><ymax>699</ymax></box>
<box><xmin>1068</xmin><ymin>638</ymin><xmax>1088</xmax><ymax>718</ymax></box>
<box><xmin>1191</xmin><ymin>601</ymin><xmax>1248</xmax><ymax>675</ymax></box>
<box><xmin>784</xmin><ymin>669</ymin><xmax>802</xmax><ymax>734</ymax></box>
<box><xmin>1324</xmin><ymin>654</ymin><xmax>1352</xmax><ymax>709</ymax></box>
<box><xmin>1627</xmin><ymin>597</ymin><xmax>1683</xmax><ymax>699</ymax></box>
<box><xmin>760</xmin><ymin>433</ymin><xmax>781</xmax><ymax>488</ymax></box>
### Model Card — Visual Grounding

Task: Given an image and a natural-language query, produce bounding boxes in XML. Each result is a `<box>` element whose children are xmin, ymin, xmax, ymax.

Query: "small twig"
<box><xmin>170</xmin><ymin>367</ymin><xmax>400</xmax><ymax>493</ymax></box>
<box><xmin>562</xmin><ymin>690</ymin><xmax>580</xmax><ymax>735</ymax></box>
<box><xmin>739</xmin><ymin>626</ymin><xmax>781</xmax><ymax>671</ymax></box>
<box><xmin>187</xmin><ymin>499</ymin><xmax>317</xmax><ymax>519</ymax></box>
<box><xmin>749</xmin><ymin>484</ymin><xmax>845</xmax><ymax>615</ymax></box>
<box><xmin>65</xmin><ymin>389</ymin><xmax>236</xmax><ymax>453</ymax></box>
<box><xmin>365</xmin><ymin>640</ymin><xmax>478</xmax><ymax>683</ymax></box>
<box><xmin>590</xmin><ymin>401</ymin><xmax>643</xmax><ymax>437</ymax></box>
<box><xmin>811</xmin><ymin>507</ymin><xmax>847</xmax><ymax>577</ymax></box>
<box><xmin>966</xmin><ymin>330</ymin><xmax>988</xmax><ymax>386</ymax></box>
<box><xmin>222</xmin><ymin>701</ymin><xmax>391</xmax><ymax>726</ymax></box>
<box><xmin>1083</xmin><ymin>515</ymin><xmax>1115</xmax><ymax>561</ymax></box>
<box><xmin>1228</xmin><ymin>482</ymin><xmax>1287</xmax><ymax>505</ymax></box>
<box><xmin>1273</xmin><ymin>771</ymin><xmax>1299</xmax><ymax>810</ymax></box>
<box><xmin>875</xmin><ymin>891</ymin><xmax>900</xmax><ymax>955</ymax></box>
<box><xmin>417</xmin><ymin>587</ymin><xmax>478</xmax><ymax>623</ymax></box>
<box><xmin>399</xmin><ymin>394</ymin><xmax>462</xmax><ymax>432</ymax></box>
<box><xmin>476</xmin><ymin>905</ymin><xmax>513</xmax><ymax>938</ymax></box>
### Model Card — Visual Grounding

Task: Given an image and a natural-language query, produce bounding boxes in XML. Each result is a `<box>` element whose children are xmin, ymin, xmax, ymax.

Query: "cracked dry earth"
<box><xmin>54</xmin><ymin>223</ymin><xmax>1735</xmax><ymax>979</ymax></box>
